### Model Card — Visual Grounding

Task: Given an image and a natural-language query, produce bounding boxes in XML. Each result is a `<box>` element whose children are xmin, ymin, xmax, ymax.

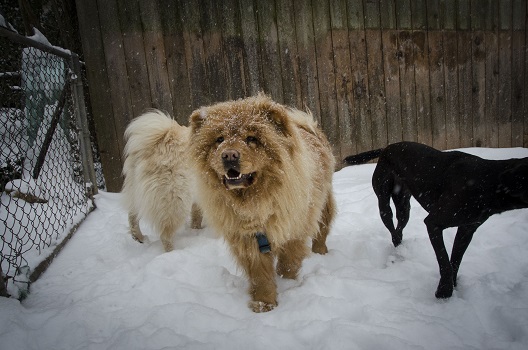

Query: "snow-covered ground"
<box><xmin>1</xmin><ymin>147</ymin><xmax>527</xmax><ymax>350</ymax></box>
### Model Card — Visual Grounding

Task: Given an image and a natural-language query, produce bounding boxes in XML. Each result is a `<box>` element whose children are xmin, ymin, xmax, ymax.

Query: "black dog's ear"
<box><xmin>500</xmin><ymin>162</ymin><xmax>528</xmax><ymax>202</ymax></box>
<box><xmin>189</xmin><ymin>108</ymin><xmax>207</xmax><ymax>134</ymax></box>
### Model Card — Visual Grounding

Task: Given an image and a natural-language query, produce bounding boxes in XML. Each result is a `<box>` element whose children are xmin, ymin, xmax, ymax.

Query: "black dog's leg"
<box><xmin>378</xmin><ymin>198</ymin><xmax>399</xmax><ymax>246</ymax></box>
<box><xmin>450</xmin><ymin>223</ymin><xmax>480</xmax><ymax>287</ymax></box>
<box><xmin>424</xmin><ymin>217</ymin><xmax>453</xmax><ymax>298</ymax></box>
<box><xmin>392</xmin><ymin>185</ymin><xmax>411</xmax><ymax>247</ymax></box>
<box><xmin>373</xmin><ymin>167</ymin><xmax>401</xmax><ymax>247</ymax></box>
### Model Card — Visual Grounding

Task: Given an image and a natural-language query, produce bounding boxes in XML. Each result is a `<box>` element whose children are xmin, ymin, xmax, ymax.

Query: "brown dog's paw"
<box><xmin>276</xmin><ymin>266</ymin><xmax>298</xmax><ymax>280</ymax></box>
<box><xmin>249</xmin><ymin>300</ymin><xmax>277</xmax><ymax>313</ymax></box>
<box><xmin>311</xmin><ymin>244</ymin><xmax>328</xmax><ymax>255</ymax></box>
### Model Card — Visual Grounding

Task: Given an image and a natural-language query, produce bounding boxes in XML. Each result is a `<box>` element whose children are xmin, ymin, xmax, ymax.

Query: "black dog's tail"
<box><xmin>343</xmin><ymin>148</ymin><xmax>384</xmax><ymax>166</ymax></box>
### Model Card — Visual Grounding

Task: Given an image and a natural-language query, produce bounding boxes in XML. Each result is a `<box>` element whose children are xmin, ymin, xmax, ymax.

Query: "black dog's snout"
<box><xmin>222</xmin><ymin>149</ymin><xmax>240</xmax><ymax>170</ymax></box>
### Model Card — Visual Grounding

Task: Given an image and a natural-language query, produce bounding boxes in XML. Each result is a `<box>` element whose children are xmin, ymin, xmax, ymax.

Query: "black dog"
<box><xmin>343</xmin><ymin>141</ymin><xmax>528</xmax><ymax>298</ymax></box>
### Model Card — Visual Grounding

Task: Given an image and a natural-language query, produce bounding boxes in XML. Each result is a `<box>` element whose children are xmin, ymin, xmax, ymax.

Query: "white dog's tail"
<box><xmin>123</xmin><ymin>110</ymin><xmax>186</xmax><ymax>165</ymax></box>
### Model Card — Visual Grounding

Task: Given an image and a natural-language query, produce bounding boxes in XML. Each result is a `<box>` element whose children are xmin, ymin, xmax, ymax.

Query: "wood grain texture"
<box><xmin>75</xmin><ymin>0</ymin><xmax>528</xmax><ymax>190</ymax></box>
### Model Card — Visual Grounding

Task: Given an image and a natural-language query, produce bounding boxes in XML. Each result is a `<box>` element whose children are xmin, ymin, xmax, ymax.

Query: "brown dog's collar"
<box><xmin>256</xmin><ymin>232</ymin><xmax>271</xmax><ymax>253</ymax></box>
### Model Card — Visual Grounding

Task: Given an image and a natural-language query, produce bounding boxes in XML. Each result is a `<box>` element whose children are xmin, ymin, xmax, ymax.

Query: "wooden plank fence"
<box><xmin>75</xmin><ymin>0</ymin><xmax>528</xmax><ymax>192</ymax></box>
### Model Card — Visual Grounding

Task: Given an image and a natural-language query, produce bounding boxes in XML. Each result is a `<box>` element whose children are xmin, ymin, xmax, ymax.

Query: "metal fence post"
<box><xmin>70</xmin><ymin>53</ymin><xmax>98</xmax><ymax>197</ymax></box>
<box><xmin>0</xmin><ymin>266</ymin><xmax>7</xmax><ymax>297</ymax></box>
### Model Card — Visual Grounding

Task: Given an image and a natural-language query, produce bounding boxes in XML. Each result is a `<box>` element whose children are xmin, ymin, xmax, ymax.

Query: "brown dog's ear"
<box><xmin>266</xmin><ymin>105</ymin><xmax>293</xmax><ymax>138</ymax></box>
<box><xmin>251</xmin><ymin>93</ymin><xmax>293</xmax><ymax>137</ymax></box>
<box><xmin>189</xmin><ymin>108</ymin><xmax>207</xmax><ymax>134</ymax></box>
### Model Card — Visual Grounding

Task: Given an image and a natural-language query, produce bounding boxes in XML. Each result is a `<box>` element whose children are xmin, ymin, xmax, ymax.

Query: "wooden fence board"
<box><xmin>330</xmin><ymin>0</ymin><xmax>355</xmax><ymax>157</ymax></box>
<box><xmin>525</xmin><ymin>2</ymin><xmax>528</xmax><ymax>148</ymax></box>
<box><xmin>346</xmin><ymin>0</ymin><xmax>364</xmax><ymax>30</ymax></box>
<box><xmin>429</xmin><ymin>0</ymin><xmax>448</xmax><ymax>149</ymax></box>
<box><xmin>218</xmin><ymin>0</ymin><xmax>246</xmax><ymax>101</ymax></box>
<box><xmin>484</xmin><ymin>30</ymin><xmax>499</xmax><ymax>148</ymax></box>
<box><xmin>178</xmin><ymin>0</ymin><xmax>209</xmax><ymax>108</ymax></box>
<box><xmin>456</xmin><ymin>1</ymin><xmax>472</xmax><ymax>155</ymax></box>
<box><xmin>458</xmin><ymin>31</ymin><xmax>473</xmax><ymax>147</ymax></box>
<box><xmin>443</xmin><ymin>0</ymin><xmax>457</xmax><ymax>30</ymax></box>
<box><xmin>139</xmin><ymin>1</ymin><xmax>173</xmax><ymax>115</ymax></box>
<box><xmin>200</xmin><ymin>0</ymin><xmax>227</xmax><ymax>104</ymax></box>
<box><xmin>396</xmin><ymin>0</ymin><xmax>412</xmax><ymax>29</ymax></box>
<box><xmin>158</xmin><ymin>0</ymin><xmax>192</xmax><ymax>123</ymax></box>
<box><xmin>96</xmin><ymin>0</ymin><xmax>132</xmax><ymax>166</ymax></box>
<box><xmin>380</xmin><ymin>0</ymin><xmax>396</xmax><ymax>29</ymax></box>
<box><xmin>362</xmin><ymin>0</ymin><xmax>385</xmax><ymax>149</ymax></box>
<box><xmin>256</xmin><ymin>0</ymin><xmax>283</xmax><ymax>102</ymax></box>
<box><xmin>498</xmin><ymin>1</ymin><xmax>513</xmax><ymax>148</ymax></box>
<box><xmin>347</xmin><ymin>1</ymin><xmax>371</xmax><ymax>153</ymax></box>
<box><xmin>398</xmin><ymin>30</ymin><xmax>417</xmax><ymax>142</ymax></box>
<box><xmin>457</xmin><ymin>0</ymin><xmax>471</xmax><ymax>31</ymax></box>
<box><xmin>349</xmin><ymin>32</ymin><xmax>371</xmax><ymax>153</ymax></box>
<box><xmin>239</xmin><ymin>0</ymin><xmax>261</xmax><ymax>96</ymax></box>
<box><xmin>75</xmin><ymin>0</ymin><xmax>528</xmax><ymax>190</ymax></box>
<box><xmin>380</xmin><ymin>0</ymin><xmax>398</xmax><ymax>146</ymax></box>
<box><xmin>76</xmin><ymin>0</ymin><xmax>123</xmax><ymax>191</ymax></box>
<box><xmin>363</xmin><ymin>0</ymin><xmax>380</xmax><ymax>29</ymax></box>
<box><xmin>413</xmin><ymin>30</ymin><xmax>432</xmax><ymax>146</ymax></box>
<box><xmin>293</xmin><ymin>0</ymin><xmax>320</xmax><ymax>122</ymax></box>
<box><xmin>382</xmin><ymin>30</ymin><xmax>402</xmax><ymax>144</ymax></box>
<box><xmin>313</xmin><ymin>0</ymin><xmax>339</xmax><ymax>154</ymax></box>
<box><xmin>276</xmin><ymin>0</ymin><xmax>302</xmax><ymax>107</ymax></box>
<box><xmin>366</xmin><ymin>29</ymin><xmax>388</xmax><ymax>149</ymax></box>
<box><xmin>511</xmin><ymin>0</ymin><xmax>526</xmax><ymax>147</ymax></box>
<box><xmin>471</xmin><ymin>31</ymin><xmax>486</xmax><ymax>146</ymax></box>
<box><xmin>444</xmin><ymin>30</ymin><xmax>460</xmax><ymax>149</ymax></box>
<box><xmin>500</xmin><ymin>0</ymin><xmax>513</xmax><ymax>30</ymax></box>
<box><xmin>411</xmin><ymin>0</ymin><xmax>427</xmax><ymax>30</ymax></box>
<box><xmin>498</xmin><ymin>32</ymin><xmax>512</xmax><ymax>148</ymax></box>
<box><xmin>116</xmin><ymin>0</ymin><xmax>152</xmax><ymax>118</ymax></box>
<box><xmin>428</xmin><ymin>31</ymin><xmax>446</xmax><ymax>149</ymax></box>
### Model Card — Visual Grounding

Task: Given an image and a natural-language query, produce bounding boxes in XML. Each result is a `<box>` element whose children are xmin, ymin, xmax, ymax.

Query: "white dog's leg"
<box><xmin>128</xmin><ymin>212</ymin><xmax>145</xmax><ymax>243</ymax></box>
<box><xmin>191</xmin><ymin>203</ymin><xmax>203</xmax><ymax>229</ymax></box>
<box><xmin>160</xmin><ymin>225</ymin><xmax>175</xmax><ymax>252</ymax></box>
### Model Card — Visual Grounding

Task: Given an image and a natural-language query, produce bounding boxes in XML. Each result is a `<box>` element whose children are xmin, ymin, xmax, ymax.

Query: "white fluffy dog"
<box><xmin>121</xmin><ymin>110</ymin><xmax>201</xmax><ymax>252</ymax></box>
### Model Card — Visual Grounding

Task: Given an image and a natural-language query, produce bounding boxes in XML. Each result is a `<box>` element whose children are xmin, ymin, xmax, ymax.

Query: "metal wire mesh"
<box><xmin>0</xmin><ymin>29</ymin><xmax>101</xmax><ymax>298</ymax></box>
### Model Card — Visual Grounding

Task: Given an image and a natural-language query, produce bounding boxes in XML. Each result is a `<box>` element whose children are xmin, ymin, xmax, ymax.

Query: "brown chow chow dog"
<box><xmin>188</xmin><ymin>94</ymin><xmax>336</xmax><ymax>312</ymax></box>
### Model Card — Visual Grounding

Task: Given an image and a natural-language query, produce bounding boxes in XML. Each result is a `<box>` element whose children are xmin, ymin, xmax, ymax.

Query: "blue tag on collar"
<box><xmin>256</xmin><ymin>232</ymin><xmax>271</xmax><ymax>253</ymax></box>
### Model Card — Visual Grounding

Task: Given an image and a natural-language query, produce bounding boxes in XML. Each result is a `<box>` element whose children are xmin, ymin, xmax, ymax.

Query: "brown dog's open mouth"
<box><xmin>223</xmin><ymin>169</ymin><xmax>256</xmax><ymax>189</ymax></box>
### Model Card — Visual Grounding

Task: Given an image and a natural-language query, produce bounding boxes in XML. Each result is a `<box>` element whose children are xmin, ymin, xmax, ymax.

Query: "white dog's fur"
<box><xmin>121</xmin><ymin>110</ymin><xmax>201</xmax><ymax>251</ymax></box>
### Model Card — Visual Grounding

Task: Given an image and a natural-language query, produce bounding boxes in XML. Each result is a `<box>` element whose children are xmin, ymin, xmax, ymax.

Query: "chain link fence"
<box><xmin>0</xmin><ymin>25</ymin><xmax>103</xmax><ymax>298</ymax></box>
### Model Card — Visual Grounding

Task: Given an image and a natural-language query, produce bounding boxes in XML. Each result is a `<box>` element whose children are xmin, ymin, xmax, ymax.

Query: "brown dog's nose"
<box><xmin>222</xmin><ymin>149</ymin><xmax>240</xmax><ymax>162</ymax></box>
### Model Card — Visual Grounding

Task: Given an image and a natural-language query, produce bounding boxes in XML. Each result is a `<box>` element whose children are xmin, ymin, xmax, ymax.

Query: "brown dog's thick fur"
<box><xmin>188</xmin><ymin>94</ymin><xmax>336</xmax><ymax>312</ymax></box>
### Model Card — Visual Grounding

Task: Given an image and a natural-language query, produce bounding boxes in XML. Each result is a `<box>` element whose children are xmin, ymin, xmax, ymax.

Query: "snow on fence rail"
<box><xmin>0</xmin><ymin>25</ymin><xmax>100</xmax><ymax>298</ymax></box>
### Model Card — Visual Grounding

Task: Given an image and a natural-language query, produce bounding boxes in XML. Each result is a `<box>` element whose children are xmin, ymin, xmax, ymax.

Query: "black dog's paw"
<box><xmin>435</xmin><ymin>279</ymin><xmax>454</xmax><ymax>299</ymax></box>
<box><xmin>391</xmin><ymin>230</ymin><xmax>403</xmax><ymax>247</ymax></box>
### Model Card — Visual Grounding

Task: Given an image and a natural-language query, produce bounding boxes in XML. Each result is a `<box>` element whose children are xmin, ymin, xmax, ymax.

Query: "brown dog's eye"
<box><xmin>216</xmin><ymin>136</ymin><xmax>224</xmax><ymax>144</ymax></box>
<box><xmin>246</xmin><ymin>136</ymin><xmax>258</xmax><ymax>144</ymax></box>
